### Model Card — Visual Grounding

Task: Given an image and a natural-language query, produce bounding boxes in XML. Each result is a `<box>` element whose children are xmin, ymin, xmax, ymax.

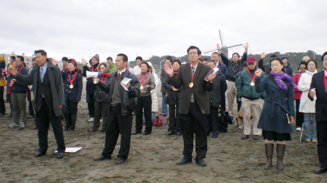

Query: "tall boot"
<box><xmin>264</xmin><ymin>143</ymin><xmax>274</xmax><ymax>170</ymax></box>
<box><xmin>276</xmin><ymin>144</ymin><xmax>286</xmax><ymax>170</ymax></box>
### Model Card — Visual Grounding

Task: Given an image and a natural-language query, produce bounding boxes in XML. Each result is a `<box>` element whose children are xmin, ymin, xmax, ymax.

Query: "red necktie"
<box><xmin>117</xmin><ymin>72</ymin><xmax>120</xmax><ymax>81</ymax></box>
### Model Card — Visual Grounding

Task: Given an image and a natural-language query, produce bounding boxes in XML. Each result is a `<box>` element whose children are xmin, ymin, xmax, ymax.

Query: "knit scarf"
<box><xmin>270</xmin><ymin>71</ymin><xmax>296</xmax><ymax>90</ymax></box>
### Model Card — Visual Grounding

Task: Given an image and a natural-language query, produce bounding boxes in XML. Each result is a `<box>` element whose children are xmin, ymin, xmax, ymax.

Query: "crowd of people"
<box><xmin>1</xmin><ymin>45</ymin><xmax>327</xmax><ymax>174</ymax></box>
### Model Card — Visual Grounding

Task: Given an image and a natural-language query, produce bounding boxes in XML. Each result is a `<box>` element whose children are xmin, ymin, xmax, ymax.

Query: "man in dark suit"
<box><xmin>309</xmin><ymin>51</ymin><xmax>327</xmax><ymax>174</ymax></box>
<box><xmin>93</xmin><ymin>53</ymin><xmax>140</xmax><ymax>164</ymax></box>
<box><xmin>8</xmin><ymin>50</ymin><xmax>66</xmax><ymax>159</ymax></box>
<box><xmin>164</xmin><ymin>46</ymin><xmax>215</xmax><ymax>167</ymax></box>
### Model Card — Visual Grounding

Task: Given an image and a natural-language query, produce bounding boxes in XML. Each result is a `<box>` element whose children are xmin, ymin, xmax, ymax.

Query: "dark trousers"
<box><xmin>179</xmin><ymin>102</ymin><xmax>207</xmax><ymax>160</ymax></box>
<box><xmin>36</xmin><ymin>98</ymin><xmax>65</xmax><ymax>153</ymax></box>
<box><xmin>63</xmin><ymin>99</ymin><xmax>78</xmax><ymax>130</ymax></box>
<box><xmin>27</xmin><ymin>89</ymin><xmax>34</xmax><ymax>116</ymax></box>
<box><xmin>168</xmin><ymin>104</ymin><xmax>182</xmax><ymax>133</ymax></box>
<box><xmin>87</xmin><ymin>94</ymin><xmax>95</xmax><ymax>118</ymax></box>
<box><xmin>102</xmin><ymin>104</ymin><xmax>133</xmax><ymax>160</ymax></box>
<box><xmin>135</xmin><ymin>95</ymin><xmax>152</xmax><ymax>133</ymax></box>
<box><xmin>92</xmin><ymin>101</ymin><xmax>109</xmax><ymax>130</ymax></box>
<box><xmin>295</xmin><ymin>99</ymin><xmax>304</xmax><ymax>128</ymax></box>
<box><xmin>316</xmin><ymin>121</ymin><xmax>327</xmax><ymax>169</ymax></box>
<box><xmin>7</xmin><ymin>93</ymin><xmax>12</xmax><ymax>114</ymax></box>
<box><xmin>0</xmin><ymin>87</ymin><xmax>5</xmax><ymax>115</ymax></box>
<box><xmin>207</xmin><ymin>106</ymin><xmax>222</xmax><ymax>136</ymax></box>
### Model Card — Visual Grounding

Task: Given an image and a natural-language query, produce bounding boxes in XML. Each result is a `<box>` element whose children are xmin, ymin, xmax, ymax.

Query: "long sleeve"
<box><xmin>255</xmin><ymin>76</ymin><xmax>266</xmax><ymax>93</ymax></box>
<box><xmin>128</xmin><ymin>75</ymin><xmax>140</xmax><ymax>98</ymax></box>
<box><xmin>286</xmin><ymin>84</ymin><xmax>295</xmax><ymax>116</ymax></box>
<box><xmin>308</xmin><ymin>74</ymin><xmax>316</xmax><ymax>101</ymax></box>
<box><xmin>297</xmin><ymin>74</ymin><xmax>310</xmax><ymax>92</ymax></box>
<box><xmin>221</xmin><ymin>75</ymin><xmax>227</xmax><ymax>93</ymax></box>
<box><xmin>293</xmin><ymin>74</ymin><xmax>301</xmax><ymax>92</ymax></box>
<box><xmin>170</xmin><ymin>69</ymin><xmax>183</xmax><ymax>88</ymax></box>
<box><xmin>220</xmin><ymin>53</ymin><xmax>229</xmax><ymax>68</ymax></box>
<box><xmin>204</xmin><ymin>80</ymin><xmax>214</xmax><ymax>91</ymax></box>
<box><xmin>241</xmin><ymin>52</ymin><xmax>248</xmax><ymax>63</ymax></box>
<box><xmin>82</xmin><ymin>66</ymin><xmax>91</xmax><ymax>77</ymax></box>
<box><xmin>236</xmin><ymin>73</ymin><xmax>243</xmax><ymax>97</ymax></box>
<box><xmin>55</xmin><ymin>68</ymin><xmax>65</xmax><ymax>106</ymax></box>
<box><xmin>97</xmin><ymin>79</ymin><xmax>110</xmax><ymax>92</ymax></box>
<box><xmin>163</xmin><ymin>74</ymin><xmax>173</xmax><ymax>91</ymax></box>
<box><xmin>76</xmin><ymin>74</ymin><xmax>83</xmax><ymax>103</ymax></box>
<box><xmin>148</xmin><ymin>75</ymin><xmax>156</xmax><ymax>90</ymax></box>
<box><xmin>14</xmin><ymin>70</ymin><xmax>34</xmax><ymax>86</ymax></box>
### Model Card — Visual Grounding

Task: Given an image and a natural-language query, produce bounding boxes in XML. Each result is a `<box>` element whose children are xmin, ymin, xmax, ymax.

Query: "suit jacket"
<box><xmin>170</xmin><ymin>63</ymin><xmax>214</xmax><ymax>115</ymax></box>
<box><xmin>15</xmin><ymin>60</ymin><xmax>65</xmax><ymax>116</ymax></box>
<box><xmin>308</xmin><ymin>71</ymin><xmax>327</xmax><ymax>122</ymax></box>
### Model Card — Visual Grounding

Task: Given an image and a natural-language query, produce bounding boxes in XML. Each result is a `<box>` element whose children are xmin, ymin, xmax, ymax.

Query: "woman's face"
<box><xmin>140</xmin><ymin>63</ymin><xmax>148</xmax><ymax>73</ymax></box>
<box><xmin>99</xmin><ymin>65</ymin><xmax>106</xmax><ymax>73</ymax></box>
<box><xmin>299</xmin><ymin>64</ymin><xmax>306</xmax><ymax>73</ymax></box>
<box><xmin>67</xmin><ymin>63</ymin><xmax>76</xmax><ymax>72</ymax></box>
<box><xmin>173</xmin><ymin>62</ymin><xmax>180</xmax><ymax>71</ymax></box>
<box><xmin>307</xmin><ymin>61</ymin><xmax>316</xmax><ymax>72</ymax></box>
<box><xmin>271</xmin><ymin>60</ymin><xmax>283</xmax><ymax>73</ymax></box>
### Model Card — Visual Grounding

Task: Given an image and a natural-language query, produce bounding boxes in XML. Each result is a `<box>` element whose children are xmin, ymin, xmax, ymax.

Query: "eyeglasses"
<box><xmin>248</xmin><ymin>63</ymin><xmax>254</xmax><ymax>65</ymax></box>
<box><xmin>188</xmin><ymin>52</ymin><xmax>198</xmax><ymax>55</ymax></box>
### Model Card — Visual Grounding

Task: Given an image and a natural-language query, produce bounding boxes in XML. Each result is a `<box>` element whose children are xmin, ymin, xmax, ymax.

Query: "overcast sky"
<box><xmin>1</xmin><ymin>0</ymin><xmax>326</xmax><ymax>62</ymax></box>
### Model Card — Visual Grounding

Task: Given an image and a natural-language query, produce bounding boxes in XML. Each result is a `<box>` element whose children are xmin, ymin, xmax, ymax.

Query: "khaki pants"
<box><xmin>242</xmin><ymin>98</ymin><xmax>263</xmax><ymax>135</ymax></box>
<box><xmin>227</xmin><ymin>81</ymin><xmax>237</xmax><ymax>117</ymax></box>
<box><xmin>11</xmin><ymin>93</ymin><xmax>27</xmax><ymax>123</ymax></box>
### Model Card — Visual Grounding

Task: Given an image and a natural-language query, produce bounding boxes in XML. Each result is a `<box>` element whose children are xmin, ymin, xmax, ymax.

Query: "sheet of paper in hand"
<box><xmin>54</xmin><ymin>147</ymin><xmax>83</xmax><ymax>153</ymax></box>
<box><xmin>204</xmin><ymin>67</ymin><xmax>219</xmax><ymax>81</ymax></box>
<box><xmin>121</xmin><ymin>77</ymin><xmax>132</xmax><ymax>91</ymax></box>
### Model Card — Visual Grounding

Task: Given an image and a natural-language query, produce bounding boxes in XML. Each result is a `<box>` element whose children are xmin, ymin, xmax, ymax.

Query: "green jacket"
<box><xmin>108</xmin><ymin>64</ymin><xmax>117</xmax><ymax>74</ymax></box>
<box><xmin>237</xmin><ymin>68</ymin><xmax>266</xmax><ymax>99</ymax></box>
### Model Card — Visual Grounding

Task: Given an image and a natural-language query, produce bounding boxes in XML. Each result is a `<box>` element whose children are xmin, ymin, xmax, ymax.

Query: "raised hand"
<box><xmin>216</xmin><ymin>43</ymin><xmax>222</xmax><ymax>54</ymax></box>
<box><xmin>164</xmin><ymin>63</ymin><xmax>173</xmax><ymax>77</ymax></box>
<box><xmin>82</xmin><ymin>58</ymin><xmax>88</xmax><ymax>66</ymax></box>
<box><xmin>8</xmin><ymin>67</ymin><xmax>17</xmax><ymax>76</ymax></box>
<box><xmin>255</xmin><ymin>69</ymin><xmax>262</xmax><ymax>77</ymax></box>
<box><xmin>261</xmin><ymin>52</ymin><xmax>266</xmax><ymax>59</ymax></box>
<box><xmin>244</xmin><ymin>43</ymin><xmax>249</xmax><ymax>51</ymax></box>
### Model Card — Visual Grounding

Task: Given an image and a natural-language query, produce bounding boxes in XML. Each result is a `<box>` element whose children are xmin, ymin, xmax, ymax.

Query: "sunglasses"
<box><xmin>248</xmin><ymin>63</ymin><xmax>255</xmax><ymax>65</ymax></box>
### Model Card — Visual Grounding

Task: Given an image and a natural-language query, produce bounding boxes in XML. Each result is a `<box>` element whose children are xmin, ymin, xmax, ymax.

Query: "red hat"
<box><xmin>247</xmin><ymin>56</ymin><xmax>256</xmax><ymax>63</ymax></box>
<box><xmin>69</xmin><ymin>58</ymin><xmax>77</xmax><ymax>67</ymax></box>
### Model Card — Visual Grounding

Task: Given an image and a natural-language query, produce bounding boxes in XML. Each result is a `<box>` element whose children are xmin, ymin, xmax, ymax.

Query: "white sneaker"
<box><xmin>296</xmin><ymin>127</ymin><xmax>301</xmax><ymax>131</ymax></box>
<box><xmin>8</xmin><ymin>122</ymin><xmax>18</xmax><ymax>128</ymax></box>
<box><xmin>88</xmin><ymin>117</ymin><xmax>94</xmax><ymax>123</ymax></box>
<box><xmin>20</xmin><ymin>122</ymin><xmax>26</xmax><ymax>129</ymax></box>
<box><xmin>238</xmin><ymin>125</ymin><xmax>243</xmax><ymax>130</ymax></box>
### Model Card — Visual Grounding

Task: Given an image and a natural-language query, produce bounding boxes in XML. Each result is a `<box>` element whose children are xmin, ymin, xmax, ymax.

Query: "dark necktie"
<box><xmin>191</xmin><ymin>66</ymin><xmax>195</xmax><ymax>74</ymax></box>
<box><xmin>117</xmin><ymin>72</ymin><xmax>120</xmax><ymax>81</ymax></box>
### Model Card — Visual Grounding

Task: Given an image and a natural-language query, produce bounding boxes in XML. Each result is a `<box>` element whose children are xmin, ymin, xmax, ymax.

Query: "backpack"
<box><xmin>153</xmin><ymin>114</ymin><xmax>164</xmax><ymax>127</ymax></box>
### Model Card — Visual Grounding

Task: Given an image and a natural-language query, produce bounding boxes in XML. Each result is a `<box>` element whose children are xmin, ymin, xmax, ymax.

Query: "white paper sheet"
<box><xmin>54</xmin><ymin>147</ymin><xmax>83</xmax><ymax>153</ymax></box>
<box><xmin>121</xmin><ymin>78</ymin><xmax>132</xmax><ymax>91</ymax></box>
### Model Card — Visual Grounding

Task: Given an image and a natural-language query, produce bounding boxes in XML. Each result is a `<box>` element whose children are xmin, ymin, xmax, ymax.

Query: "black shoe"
<box><xmin>57</xmin><ymin>152</ymin><xmax>64</xmax><ymax>159</ymax></box>
<box><xmin>99</xmin><ymin>129</ymin><xmax>106</xmax><ymax>132</ymax></box>
<box><xmin>177</xmin><ymin>158</ymin><xmax>192</xmax><ymax>165</ymax></box>
<box><xmin>143</xmin><ymin>131</ymin><xmax>151</xmax><ymax>135</ymax></box>
<box><xmin>241</xmin><ymin>135</ymin><xmax>249</xmax><ymax>140</ymax></box>
<box><xmin>35</xmin><ymin>152</ymin><xmax>46</xmax><ymax>157</ymax></box>
<box><xmin>93</xmin><ymin>155</ymin><xmax>111</xmax><ymax>161</ymax></box>
<box><xmin>196</xmin><ymin>159</ymin><xmax>206</xmax><ymax>167</ymax></box>
<box><xmin>132</xmin><ymin>131</ymin><xmax>141</xmax><ymax>135</ymax></box>
<box><xmin>212</xmin><ymin>134</ymin><xmax>218</xmax><ymax>138</ymax></box>
<box><xmin>63</xmin><ymin>127</ymin><xmax>68</xmax><ymax>131</ymax></box>
<box><xmin>115</xmin><ymin>158</ymin><xmax>125</xmax><ymax>164</ymax></box>
<box><xmin>253</xmin><ymin>135</ymin><xmax>259</xmax><ymax>140</ymax></box>
<box><xmin>314</xmin><ymin>167</ymin><xmax>327</xmax><ymax>174</ymax></box>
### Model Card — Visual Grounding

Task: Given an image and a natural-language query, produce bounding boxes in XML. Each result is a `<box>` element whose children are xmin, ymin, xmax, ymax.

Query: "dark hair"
<box><xmin>211</xmin><ymin>52</ymin><xmax>220</xmax><ymax>56</ymax></box>
<box><xmin>203</xmin><ymin>58</ymin><xmax>209</xmax><ymax>61</ymax></box>
<box><xmin>322</xmin><ymin>51</ymin><xmax>327</xmax><ymax>61</ymax></box>
<box><xmin>232</xmin><ymin>52</ymin><xmax>240</xmax><ymax>58</ymax></box>
<box><xmin>270</xmin><ymin>58</ymin><xmax>285</xmax><ymax>72</ymax></box>
<box><xmin>16</xmin><ymin>56</ymin><xmax>24</xmax><ymax>62</ymax></box>
<box><xmin>199</xmin><ymin>58</ymin><xmax>203</xmax><ymax>61</ymax></box>
<box><xmin>10</xmin><ymin>56</ymin><xmax>16</xmax><ymax>60</ymax></box>
<box><xmin>34</xmin><ymin>49</ymin><xmax>47</xmax><ymax>56</ymax></box>
<box><xmin>62</xmin><ymin>57</ymin><xmax>68</xmax><ymax>62</ymax></box>
<box><xmin>107</xmin><ymin>57</ymin><xmax>113</xmax><ymax>61</ymax></box>
<box><xmin>281</xmin><ymin>57</ymin><xmax>288</xmax><ymax>61</ymax></box>
<box><xmin>298</xmin><ymin>61</ymin><xmax>307</xmax><ymax>69</ymax></box>
<box><xmin>117</xmin><ymin>53</ymin><xmax>128</xmax><ymax>62</ymax></box>
<box><xmin>270</xmin><ymin>54</ymin><xmax>277</xmax><ymax>58</ymax></box>
<box><xmin>165</xmin><ymin>56</ymin><xmax>172</xmax><ymax>62</ymax></box>
<box><xmin>140</xmin><ymin>61</ymin><xmax>150</xmax><ymax>72</ymax></box>
<box><xmin>187</xmin><ymin>46</ymin><xmax>201</xmax><ymax>55</ymax></box>
<box><xmin>207</xmin><ymin>60</ymin><xmax>215</xmax><ymax>64</ymax></box>
<box><xmin>172</xmin><ymin>59</ymin><xmax>181</xmax><ymax>66</ymax></box>
<box><xmin>307</xmin><ymin>59</ymin><xmax>317</xmax><ymax>69</ymax></box>
<box><xmin>135</xmin><ymin>56</ymin><xmax>143</xmax><ymax>61</ymax></box>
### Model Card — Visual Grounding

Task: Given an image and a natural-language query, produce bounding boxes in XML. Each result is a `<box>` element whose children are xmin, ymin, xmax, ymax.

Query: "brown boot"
<box><xmin>264</xmin><ymin>143</ymin><xmax>274</xmax><ymax>170</ymax></box>
<box><xmin>276</xmin><ymin>144</ymin><xmax>286</xmax><ymax>170</ymax></box>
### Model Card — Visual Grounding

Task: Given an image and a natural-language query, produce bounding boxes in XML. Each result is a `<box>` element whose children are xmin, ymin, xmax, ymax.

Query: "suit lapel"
<box><xmin>194</xmin><ymin>63</ymin><xmax>202</xmax><ymax>82</ymax></box>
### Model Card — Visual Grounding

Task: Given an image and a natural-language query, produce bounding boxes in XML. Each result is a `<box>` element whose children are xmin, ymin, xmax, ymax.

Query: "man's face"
<box><xmin>232</xmin><ymin>53</ymin><xmax>239</xmax><ymax>62</ymax></box>
<box><xmin>303</xmin><ymin>56</ymin><xmax>310</xmax><ymax>62</ymax></box>
<box><xmin>91</xmin><ymin>58</ymin><xmax>98</xmax><ymax>66</ymax></box>
<box><xmin>282</xmin><ymin>58</ymin><xmax>288</xmax><ymax>65</ymax></box>
<box><xmin>115</xmin><ymin>56</ymin><xmax>127</xmax><ymax>70</ymax></box>
<box><xmin>202</xmin><ymin>60</ymin><xmax>207</xmax><ymax>65</ymax></box>
<box><xmin>136</xmin><ymin>59</ymin><xmax>142</xmax><ymax>66</ymax></box>
<box><xmin>10</xmin><ymin>58</ymin><xmax>14</xmax><ymax>63</ymax></box>
<box><xmin>35</xmin><ymin>53</ymin><xmax>47</xmax><ymax>66</ymax></box>
<box><xmin>107</xmin><ymin>59</ymin><xmax>113</xmax><ymax>66</ymax></box>
<box><xmin>207</xmin><ymin>62</ymin><xmax>215</xmax><ymax>70</ymax></box>
<box><xmin>32</xmin><ymin>59</ymin><xmax>36</xmax><ymax>67</ymax></box>
<box><xmin>188</xmin><ymin>48</ymin><xmax>201</xmax><ymax>62</ymax></box>
<box><xmin>247</xmin><ymin>62</ymin><xmax>256</xmax><ymax>70</ymax></box>
<box><xmin>62</xmin><ymin>60</ymin><xmax>68</xmax><ymax>66</ymax></box>
<box><xmin>323</xmin><ymin>56</ymin><xmax>327</xmax><ymax>70</ymax></box>
<box><xmin>211</xmin><ymin>53</ymin><xmax>220</xmax><ymax>62</ymax></box>
<box><xmin>14</xmin><ymin>58</ymin><xmax>23</xmax><ymax>67</ymax></box>
<box><xmin>165</xmin><ymin>59</ymin><xmax>171</xmax><ymax>66</ymax></box>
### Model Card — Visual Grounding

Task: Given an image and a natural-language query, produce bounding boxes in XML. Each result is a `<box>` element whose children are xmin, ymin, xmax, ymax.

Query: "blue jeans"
<box><xmin>161</xmin><ymin>92</ymin><xmax>168</xmax><ymax>115</ymax></box>
<box><xmin>303</xmin><ymin>113</ymin><xmax>317</xmax><ymax>141</ymax></box>
<box><xmin>143</xmin><ymin>112</ymin><xmax>156</xmax><ymax>123</ymax></box>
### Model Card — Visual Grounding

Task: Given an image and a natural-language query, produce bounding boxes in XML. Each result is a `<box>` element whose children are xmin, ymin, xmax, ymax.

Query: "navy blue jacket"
<box><xmin>62</xmin><ymin>71</ymin><xmax>83</xmax><ymax>103</ymax></box>
<box><xmin>217</xmin><ymin>61</ymin><xmax>229</xmax><ymax>80</ymax></box>
<box><xmin>7</xmin><ymin>66</ymin><xmax>29</xmax><ymax>93</ymax></box>
<box><xmin>308</xmin><ymin>71</ymin><xmax>327</xmax><ymax>122</ymax></box>
<box><xmin>255</xmin><ymin>75</ymin><xmax>294</xmax><ymax>134</ymax></box>
<box><xmin>209</xmin><ymin>71</ymin><xmax>227</xmax><ymax>108</ymax></box>
<box><xmin>284</xmin><ymin>63</ymin><xmax>293</xmax><ymax>77</ymax></box>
